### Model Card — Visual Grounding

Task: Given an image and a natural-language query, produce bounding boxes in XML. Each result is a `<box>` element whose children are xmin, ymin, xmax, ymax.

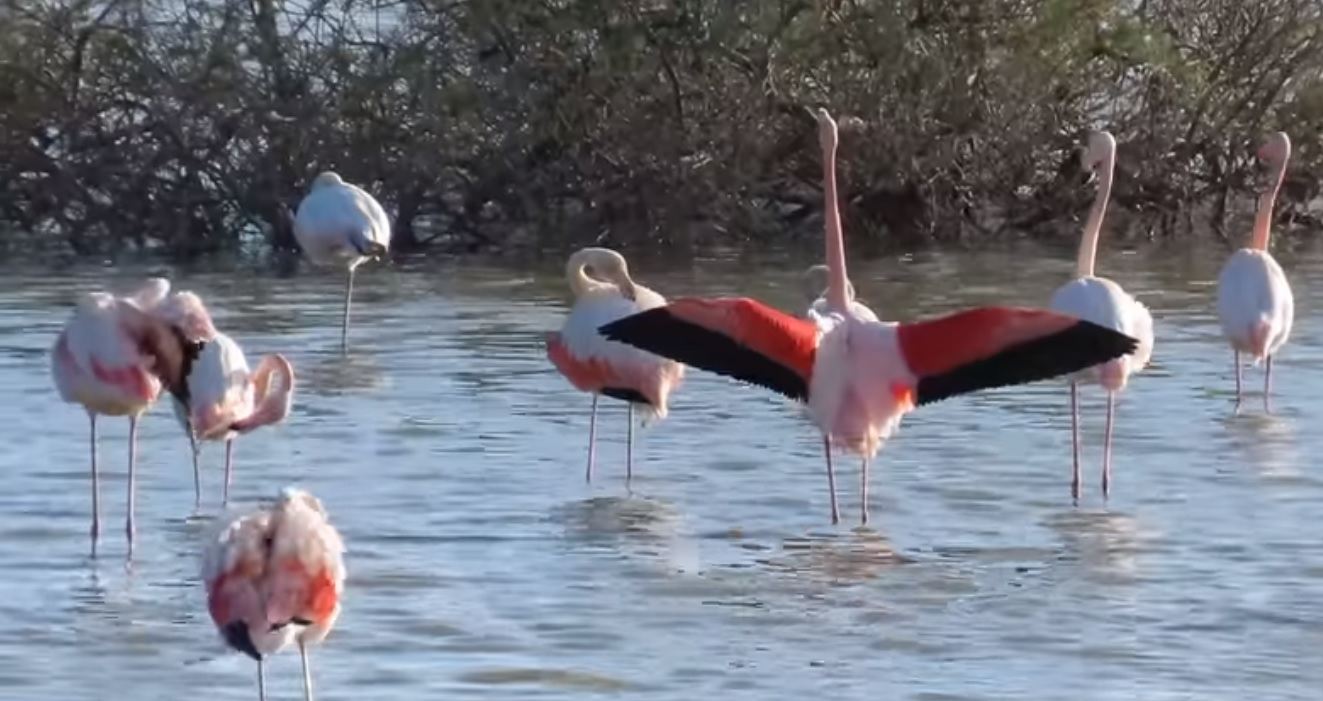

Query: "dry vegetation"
<box><xmin>2</xmin><ymin>0</ymin><xmax>1322</xmax><ymax>260</ymax></box>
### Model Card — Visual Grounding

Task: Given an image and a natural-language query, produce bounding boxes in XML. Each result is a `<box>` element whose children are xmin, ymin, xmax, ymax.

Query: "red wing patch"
<box><xmin>896</xmin><ymin>307</ymin><xmax>1076</xmax><ymax>378</ymax></box>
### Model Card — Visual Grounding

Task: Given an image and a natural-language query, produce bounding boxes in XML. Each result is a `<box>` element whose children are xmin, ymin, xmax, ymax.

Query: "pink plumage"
<box><xmin>173</xmin><ymin>331</ymin><xmax>296</xmax><ymax>507</ymax></box>
<box><xmin>203</xmin><ymin>487</ymin><xmax>345</xmax><ymax>701</ymax></box>
<box><xmin>50</xmin><ymin>278</ymin><xmax>216</xmax><ymax>557</ymax></box>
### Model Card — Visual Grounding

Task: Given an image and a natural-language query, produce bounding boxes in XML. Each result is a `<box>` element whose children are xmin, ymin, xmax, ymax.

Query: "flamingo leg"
<box><xmin>126</xmin><ymin>414</ymin><xmax>139</xmax><ymax>558</ymax></box>
<box><xmin>1233</xmin><ymin>350</ymin><xmax>1242</xmax><ymax>413</ymax></box>
<box><xmin>860</xmin><ymin>457</ymin><xmax>870</xmax><ymax>526</ymax></box>
<box><xmin>585</xmin><ymin>394</ymin><xmax>599</xmax><ymax>483</ymax></box>
<box><xmin>1102</xmin><ymin>391</ymin><xmax>1115</xmax><ymax>498</ymax></box>
<box><xmin>189</xmin><ymin>433</ymin><xmax>202</xmax><ymax>508</ymax></box>
<box><xmin>223</xmin><ymin>438</ymin><xmax>235</xmax><ymax>506</ymax></box>
<box><xmin>88</xmin><ymin>412</ymin><xmax>100</xmax><ymax>556</ymax></box>
<box><xmin>340</xmin><ymin>266</ymin><xmax>356</xmax><ymax>355</ymax></box>
<box><xmin>300</xmin><ymin>640</ymin><xmax>314</xmax><ymax>701</ymax></box>
<box><xmin>626</xmin><ymin>402</ymin><xmax>635</xmax><ymax>484</ymax></box>
<box><xmin>823</xmin><ymin>436</ymin><xmax>840</xmax><ymax>525</ymax></box>
<box><xmin>257</xmin><ymin>657</ymin><xmax>267</xmax><ymax>701</ymax></box>
<box><xmin>1070</xmin><ymin>382</ymin><xmax>1081</xmax><ymax>502</ymax></box>
<box><xmin>1264</xmin><ymin>355</ymin><xmax>1274</xmax><ymax>413</ymax></box>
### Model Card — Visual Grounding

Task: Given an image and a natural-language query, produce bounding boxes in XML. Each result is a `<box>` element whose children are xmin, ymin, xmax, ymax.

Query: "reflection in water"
<box><xmin>2</xmin><ymin>242</ymin><xmax>1323</xmax><ymax>699</ymax></box>
<box><xmin>1044</xmin><ymin>509</ymin><xmax>1145</xmax><ymax>581</ymax></box>
<box><xmin>758</xmin><ymin>528</ymin><xmax>911</xmax><ymax>585</ymax></box>
<box><xmin>1221</xmin><ymin>413</ymin><xmax>1300</xmax><ymax>479</ymax></box>
<box><xmin>296</xmin><ymin>352</ymin><xmax>389</xmax><ymax>395</ymax></box>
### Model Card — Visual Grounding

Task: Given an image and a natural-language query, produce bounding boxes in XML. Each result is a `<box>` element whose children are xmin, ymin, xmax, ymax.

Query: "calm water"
<box><xmin>2</xmin><ymin>241</ymin><xmax>1323</xmax><ymax>700</ymax></box>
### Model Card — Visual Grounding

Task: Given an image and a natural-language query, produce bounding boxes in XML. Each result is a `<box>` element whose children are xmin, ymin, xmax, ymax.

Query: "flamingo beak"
<box><xmin>222</xmin><ymin>621</ymin><xmax>262</xmax><ymax>661</ymax></box>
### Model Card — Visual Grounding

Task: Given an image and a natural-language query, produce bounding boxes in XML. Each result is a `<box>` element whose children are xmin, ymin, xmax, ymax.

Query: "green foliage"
<box><xmin>0</xmin><ymin>0</ymin><xmax>1320</xmax><ymax>259</ymax></box>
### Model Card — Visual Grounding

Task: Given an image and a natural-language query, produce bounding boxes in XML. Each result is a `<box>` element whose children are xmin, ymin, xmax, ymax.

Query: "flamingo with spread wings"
<box><xmin>546</xmin><ymin>247</ymin><xmax>685</xmax><ymax>482</ymax></box>
<box><xmin>203</xmin><ymin>487</ymin><xmax>345</xmax><ymax>701</ymax></box>
<box><xmin>600</xmin><ymin>109</ymin><xmax>1140</xmax><ymax>525</ymax></box>
<box><xmin>1049</xmin><ymin>131</ymin><xmax>1154</xmax><ymax>501</ymax></box>
<box><xmin>50</xmin><ymin>278</ymin><xmax>215</xmax><ymax>556</ymax></box>
<box><xmin>293</xmin><ymin>171</ymin><xmax>391</xmax><ymax>354</ymax></box>
<box><xmin>1216</xmin><ymin>132</ymin><xmax>1294</xmax><ymax>413</ymax></box>
<box><xmin>174</xmin><ymin>331</ymin><xmax>296</xmax><ymax>506</ymax></box>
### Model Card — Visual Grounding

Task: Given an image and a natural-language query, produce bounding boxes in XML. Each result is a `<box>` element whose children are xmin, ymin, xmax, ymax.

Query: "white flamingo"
<box><xmin>545</xmin><ymin>248</ymin><xmax>686</xmax><ymax>482</ymax></box>
<box><xmin>174</xmin><ymin>331</ymin><xmax>296</xmax><ymax>506</ymax></box>
<box><xmin>293</xmin><ymin>172</ymin><xmax>391</xmax><ymax>353</ymax></box>
<box><xmin>1216</xmin><ymin>131</ymin><xmax>1294</xmax><ymax>413</ymax></box>
<box><xmin>1050</xmin><ymin>130</ymin><xmax>1155</xmax><ymax>501</ymax></box>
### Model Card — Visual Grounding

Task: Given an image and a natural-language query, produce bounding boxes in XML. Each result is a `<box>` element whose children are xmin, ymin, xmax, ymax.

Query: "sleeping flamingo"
<box><xmin>293</xmin><ymin>171</ymin><xmax>391</xmax><ymax>354</ymax></box>
<box><xmin>600</xmin><ymin>109</ymin><xmax>1140</xmax><ymax>525</ymax></box>
<box><xmin>203</xmin><ymin>487</ymin><xmax>345</xmax><ymax>701</ymax></box>
<box><xmin>1216</xmin><ymin>132</ymin><xmax>1294</xmax><ymax>413</ymax></box>
<box><xmin>803</xmin><ymin>264</ymin><xmax>878</xmax><ymax>321</ymax></box>
<box><xmin>1049</xmin><ymin>131</ymin><xmax>1154</xmax><ymax>501</ymax></box>
<box><xmin>50</xmin><ymin>278</ymin><xmax>215</xmax><ymax>556</ymax></box>
<box><xmin>546</xmin><ymin>247</ymin><xmax>686</xmax><ymax>483</ymax></box>
<box><xmin>174</xmin><ymin>331</ymin><xmax>296</xmax><ymax>507</ymax></box>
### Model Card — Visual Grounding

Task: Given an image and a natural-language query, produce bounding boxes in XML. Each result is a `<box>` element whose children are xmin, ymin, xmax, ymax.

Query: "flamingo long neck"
<box><xmin>822</xmin><ymin>138</ymin><xmax>850</xmax><ymax>313</ymax></box>
<box><xmin>565</xmin><ymin>250</ymin><xmax>599</xmax><ymax>298</ymax></box>
<box><xmin>1076</xmin><ymin>155</ymin><xmax>1114</xmax><ymax>279</ymax></box>
<box><xmin>1251</xmin><ymin>155</ymin><xmax>1288</xmax><ymax>251</ymax></box>
<box><xmin>565</xmin><ymin>250</ymin><xmax>637</xmax><ymax>300</ymax></box>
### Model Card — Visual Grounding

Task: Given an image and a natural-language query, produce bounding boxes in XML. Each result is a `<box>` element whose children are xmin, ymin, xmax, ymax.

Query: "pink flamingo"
<box><xmin>173</xmin><ymin>331</ymin><xmax>296</xmax><ymax>506</ymax></box>
<box><xmin>546</xmin><ymin>247</ymin><xmax>686</xmax><ymax>482</ymax></box>
<box><xmin>50</xmin><ymin>279</ymin><xmax>217</xmax><ymax>556</ymax></box>
<box><xmin>203</xmin><ymin>487</ymin><xmax>346</xmax><ymax>701</ymax></box>
<box><xmin>1216</xmin><ymin>132</ymin><xmax>1295</xmax><ymax>412</ymax></box>
<box><xmin>600</xmin><ymin>109</ymin><xmax>1140</xmax><ymax>525</ymax></box>
<box><xmin>1049</xmin><ymin>131</ymin><xmax>1154</xmax><ymax>500</ymax></box>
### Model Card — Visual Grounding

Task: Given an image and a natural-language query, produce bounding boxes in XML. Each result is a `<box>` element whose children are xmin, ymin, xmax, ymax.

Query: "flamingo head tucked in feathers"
<box><xmin>309</xmin><ymin>171</ymin><xmax>346</xmax><ymax>191</ymax></box>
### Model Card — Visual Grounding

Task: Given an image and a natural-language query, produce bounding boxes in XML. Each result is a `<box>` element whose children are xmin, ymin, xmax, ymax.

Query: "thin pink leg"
<box><xmin>189</xmin><ymin>433</ymin><xmax>202</xmax><ymax>508</ymax></box>
<box><xmin>1264</xmin><ymin>355</ymin><xmax>1273</xmax><ymax>413</ymax></box>
<box><xmin>1070</xmin><ymin>383</ymin><xmax>1081</xmax><ymax>502</ymax></box>
<box><xmin>626</xmin><ymin>402</ymin><xmax>635</xmax><ymax>484</ymax></box>
<box><xmin>859</xmin><ymin>457</ymin><xmax>870</xmax><ymax>526</ymax></box>
<box><xmin>823</xmin><ymin>436</ymin><xmax>840</xmax><ymax>525</ymax></box>
<box><xmin>88</xmin><ymin>412</ymin><xmax>100</xmax><ymax>556</ymax></box>
<box><xmin>1233</xmin><ymin>350</ymin><xmax>1242</xmax><ymax>414</ymax></box>
<box><xmin>585</xmin><ymin>395</ymin><xmax>599</xmax><ymax>483</ymax></box>
<box><xmin>223</xmin><ymin>438</ymin><xmax>235</xmax><ymax>506</ymax></box>
<box><xmin>1102</xmin><ymin>391</ymin><xmax>1115</xmax><ymax>498</ymax></box>
<box><xmin>126</xmin><ymin>414</ymin><xmax>139</xmax><ymax>558</ymax></box>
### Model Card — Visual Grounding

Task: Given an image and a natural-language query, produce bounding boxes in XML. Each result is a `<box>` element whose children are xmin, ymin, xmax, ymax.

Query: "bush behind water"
<box><xmin>2</xmin><ymin>0</ymin><xmax>1321</xmax><ymax>260</ymax></box>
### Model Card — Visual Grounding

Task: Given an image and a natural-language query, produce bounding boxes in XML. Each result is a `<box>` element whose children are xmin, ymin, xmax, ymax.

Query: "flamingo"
<box><xmin>1049</xmin><ymin>131</ymin><xmax>1154</xmax><ymax>501</ymax></box>
<box><xmin>50</xmin><ymin>278</ymin><xmax>215</xmax><ymax>556</ymax></box>
<box><xmin>545</xmin><ymin>247</ymin><xmax>686</xmax><ymax>483</ymax></box>
<box><xmin>174</xmin><ymin>331</ymin><xmax>296</xmax><ymax>507</ymax></box>
<box><xmin>599</xmin><ymin>109</ymin><xmax>1140</xmax><ymax>525</ymax></box>
<box><xmin>203</xmin><ymin>487</ymin><xmax>345</xmax><ymax>701</ymax></box>
<box><xmin>803</xmin><ymin>264</ymin><xmax>878</xmax><ymax>321</ymax></box>
<box><xmin>1216</xmin><ymin>132</ymin><xmax>1294</xmax><ymax>413</ymax></box>
<box><xmin>293</xmin><ymin>171</ymin><xmax>391</xmax><ymax>354</ymax></box>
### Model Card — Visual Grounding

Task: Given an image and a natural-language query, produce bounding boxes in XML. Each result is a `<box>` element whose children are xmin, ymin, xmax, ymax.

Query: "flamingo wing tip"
<box><xmin>599</xmin><ymin>305</ymin><xmax>810</xmax><ymax>401</ymax></box>
<box><xmin>914</xmin><ymin>318</ymin><xmax>1138</xmax><ymax>406</ymax></box>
